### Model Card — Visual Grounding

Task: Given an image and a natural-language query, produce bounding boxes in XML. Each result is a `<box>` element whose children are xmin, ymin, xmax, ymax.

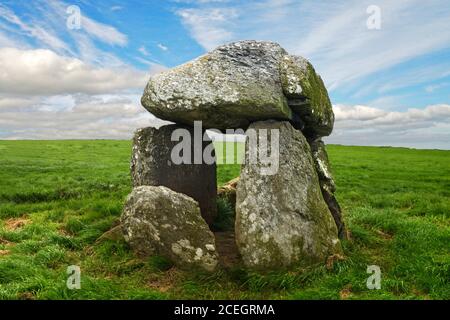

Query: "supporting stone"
<box><xmin>235</xmin><ymin>121</ymin><xmax>342</xmax><ymax>270</ymax></box>
<box><xmin>131</xmin><ymin>124</ymin><xmax>217</xmax><ymax>226</ymax></box>
<box><xmin>309</xmin><ymin>139</ymin><xmax>347</xmax><ymax>239</ymax></box>
<box><xmin>121</xmin><ymin>186</ymin><xmax>219</xmax><ymax>272</ymax></box>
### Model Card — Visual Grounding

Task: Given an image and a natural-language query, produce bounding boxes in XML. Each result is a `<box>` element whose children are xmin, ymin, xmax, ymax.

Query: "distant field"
<box><xmin>0</xmin><ymin>140</ymin><xmax>449</xmax><ymax>299</ymax></box>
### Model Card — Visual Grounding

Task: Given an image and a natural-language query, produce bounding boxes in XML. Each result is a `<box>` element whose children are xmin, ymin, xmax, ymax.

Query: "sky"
<box><xmin>0</xmin><ymin>0</ymin><xmax>449</xmax><ymax>149</ymax></box>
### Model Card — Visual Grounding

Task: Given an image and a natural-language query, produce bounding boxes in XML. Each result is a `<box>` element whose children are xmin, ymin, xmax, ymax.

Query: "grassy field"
<box><xmin>0</xmin><ymin>140</ymin><xmax>449</xmax><ymax>300</ymax></box>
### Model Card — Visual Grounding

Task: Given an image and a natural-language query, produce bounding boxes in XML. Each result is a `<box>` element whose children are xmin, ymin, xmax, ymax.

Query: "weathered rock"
<box><xmin>131</xmin><ymin>125</ymin><xmax>217</xmax><ymax>226</ymax></box>
<box><xmin>280</xmin><ymin>55</ymin><xmax>334</xmax><ymax>138</ymax></box>
<box><xmin>141</xmin><ymin>41</ymin><xmax>292</xmax><ymax>130</ymax></box>
<box><xmin>236</xmin><ymin>121</ymin><xmax>342</xmax><ymax>269</ymax></box>
<box><xmin>141</xmin><ymin>40</ymin><xmax>334</xmax><ymax>138</ymax></box>
<box><xmin>309</xmin><ymin>139</ymin><xmax>346</xmax><ymax>239</ymax></box>
<box><xmin>121</xmin><ymin>186</ymin><xmax>219</xmax><ymax>272</ymax></box>
<box><xmin>308</xmin><ymin>139</ymin><xmax>336</xmax><ymax>193</ymax></box>
<box><xmin>322</xmin><ymin>191</ymin><xmax>346</xmax><ymax>239</ymax></box>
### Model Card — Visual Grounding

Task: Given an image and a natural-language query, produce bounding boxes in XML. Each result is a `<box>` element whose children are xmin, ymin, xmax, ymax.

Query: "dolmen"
<box><xmin>121</xmin><ymin>40</ymin><xmax>346</xmax><ymax>272</ymax></box>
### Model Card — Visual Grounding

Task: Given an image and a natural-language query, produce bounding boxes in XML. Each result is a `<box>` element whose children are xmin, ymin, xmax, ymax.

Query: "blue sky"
<box><xmin>0</xmin><ymin>0</ymin><xmax>449</xmax><ymax>148</ymax></box>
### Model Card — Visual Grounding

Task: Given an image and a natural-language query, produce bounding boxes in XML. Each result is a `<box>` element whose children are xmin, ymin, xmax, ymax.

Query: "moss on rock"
<box><xmin>280</xmin><ymin>55</ymin><xmax>334</xmax><ymax>138</ymax></box>
<box><xmin>235</xmin><ymin>121</ymin><xmax>342</xmax><ymax>270</ymax></box>
<box><xmin>121</xmin><ymin>186</ymin><xmax>219</xmax><ymax>272</ymax></box>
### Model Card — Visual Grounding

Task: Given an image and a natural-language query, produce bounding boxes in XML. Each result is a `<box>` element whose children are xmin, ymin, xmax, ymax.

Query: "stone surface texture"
<box><xmin>235</xmin><ymin>121</ymin><xmax>342</xmax><ymax>269</ymax></box>
<box><xmin>121</xmin><ymin>186</ymin><xmax>219</xmax><ymax>272</ymax></box>
<box><xmin>280</xmin><ymin>55</ymin><xmax>334</xmax><ymax>138</ymax></box>
<box><xmin>309</xmin><ymin>139</ymin><xmax>346</xmax><ymax>239</ymax></box>
<box><xmin>131</xmin><ymin>125</ymin><xmax>217</xmax><ymax>225</ymax></box>
<box><xmin>142</xmin><ymin>41</ymin><xmax>292</xmax><ymax>130</ymax></box>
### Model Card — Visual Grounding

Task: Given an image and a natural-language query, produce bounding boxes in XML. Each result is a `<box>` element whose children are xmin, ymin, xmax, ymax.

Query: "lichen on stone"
<box><xmin>279</xmin><ymin>55</ymin><xmax>334</xmax><ymax>138</ymax></box>
<box><xmin>121</xmin><ymin>186</ymin><xmax>219</xmax><ymax>272</ymax></box>
<box><xmin>235</xmin><ymin>121</ymin><xmax>342</xmax><ymax>270</ymax></box>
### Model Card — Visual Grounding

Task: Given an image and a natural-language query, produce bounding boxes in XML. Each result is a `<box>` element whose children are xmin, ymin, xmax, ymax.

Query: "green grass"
<box><xmin>0</xmin><ymin>140</ymin><xmax>449</xmax><ymax>300</ymax></box>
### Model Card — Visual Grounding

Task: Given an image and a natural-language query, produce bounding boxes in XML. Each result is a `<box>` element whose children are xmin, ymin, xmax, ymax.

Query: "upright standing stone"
<box><xmin>309</xmin><ymin>139</ymin><xmax>346</xmax><ymax>239</ymax></box>
<box><xmin>236</xmin><ymin>121</ymin><xmax>342</xmax><ymax>269</ymax></box>
<box><xmin>131</xmin><ymin>124</ymin><xmax>217</xmax><ymax>226</ymax></box>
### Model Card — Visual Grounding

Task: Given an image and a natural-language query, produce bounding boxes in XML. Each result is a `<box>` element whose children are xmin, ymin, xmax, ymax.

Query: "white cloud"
<box><xmin>148</xmin><ymin>63</ymin><xmax>169</xmax><ymax>75</ymax></box>
<box><xmin>0</xmin><ymin>3</ymin><xmax>71</xmax><ymax>54</ymax></box>
<box><xmin>177</xmin><ymin>7</ymin><xmax>238</xmax><ymax>50</ymax></box>
<box><xmin>172</xmin><ymin>0</ymin><xmax>232</xmax><ymax>4</ymax></box>
<box><xmin>44</xmin><ymin>0</ymin><xmax>128</xmax><ymax>47</ymax></box>
<box><xmin>157</xmin><ymin>43</ymin><xmax>169</xmax><ymax>51</ymax></box>
<box><xmin>327</xmin><ymin>104</ymin><xmax>450</xmax><ymax>149</ymax></box>
<box><xmin>81</xmin><ymin>15</ymin><xmax>128</xmax><ymax>47</ymax></box>
<box><xmin>425</xmin><ymin>82</ymin><xmax>450</xmax><ymax>93</ymax></box>
<box><xmin>135</xmin><ymin>57</ymin><xmax>168</xmax><ymax>74</ymax></box>
<box><xmin>71</xmin><ymin>33</ymin><xmax>127</xmax><ymax>67</ymax></box>
<box><xmin>111</xmin><ymin>6</ymin><xmax>123</xmax><ymax>11</ymax></box>
<box><xmin>0</xmin><ymin>1</ymin><xmax>130</xmax><ymax>66</ymax></box>
<box><xmin>334</xmin><ymin>104</ymin><xmax>450</xmax><ymax>128</ymax></box>
<box><xmin>0</xmin><ymin>94</ymin><xmax>171</xmax><ymax>140</ymax></box>
<box><xmin>0</xmin><ymin>29</ymin><xmax>26</xmax><ymax>48</ymax></box>
<box><xmin>176</xmin><ymin>0</ymin><xmax>450</xmax><ymax>91</ymax></box>
<box><xmin>334</xmin><ymin>105</ymin><xmax>386</xmax><ymax>121</ymax></box>
<box><xmin>2</xmin><ymin>87</ymin><xmax>448</xmax><ymax>147</ymax></box>
<box><xmin>0</xmin><ymin>2</ymin><xmax>167</xmax><ymax>141</ymax></box>
<box><xmin>139</xmin><ymin>46</ymin><xmax>150</xmax><ymax>56</ymax></box>
<box><xmin>0</xmin><ymin>48</ymin><xmax>150</xmax><ymax>95</ymax></box>
<box><xmin>376</xmin><ymin>64</ymin><xmax>450</xmax><ymax>94</ymax></box>
<box><xmin>0</xmin><ymin>0</ymin><xmax>448</xmax><ymax>148</ymax></box>
<box><xmin>0</xmin><ymin>96</ymin><xmax>40</xmax><ymax>111</ymax></box>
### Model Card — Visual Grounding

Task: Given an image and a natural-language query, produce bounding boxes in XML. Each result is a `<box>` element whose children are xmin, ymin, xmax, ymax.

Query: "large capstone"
<box><xmin>309</xmin><ymin>139</ymin><xmax>346</xmax><ymax>239</ymax></box>
<box><xmin>141</xmin><ymin>40</ymin><xmax>334</xmax><ymax>138</ymax></box>
<box><xmin>121</xmin><ymin>186</ymin><xmax>219</xmax><ymax>272</ymax></box>
<box><xmin>235</xmin><ymin>121</ymin><xmax>342</xmax><ymax>269</ymax></box>
<box><xmin>131</xmin><ymin>125</ymin><xmax>217</xmax><ymax>226</ymax></box>
<box><xmin>141</xmin><ymin>41</ymin><xmax>293</xmax><ymax>130</ymax></box>
<box><xmin>280</xmin><ymin>55</ymin><xmax>334</xmax><ymax>138</ymax></box>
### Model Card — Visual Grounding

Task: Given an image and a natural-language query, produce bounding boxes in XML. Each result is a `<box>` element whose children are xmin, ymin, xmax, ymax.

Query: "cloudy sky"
<box><xmin>0</xmin><ymin>0</ymin><xmax>449</xmax><ymax>149</ymax></box>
